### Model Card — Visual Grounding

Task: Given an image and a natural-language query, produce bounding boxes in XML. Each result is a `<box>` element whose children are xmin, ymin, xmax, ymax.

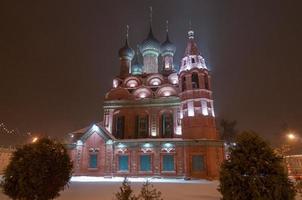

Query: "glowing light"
<box><xmin>129</xmin><ymin>83</ymin><xmax>136</xmax><ymax>88</ymax></box>
<box><xmin>139</xmin><ymin>93</ymin><xmax>146</xmax><ymax>98</ymax></box>
<box><xmin>32</xmin><ymin>137</ymin><xmax>38</xmax><ymax>143</ymax></box>
<box><xmin>70</xmin><ymin>134</ymin><xmax>74</xmax><ymax>138</ymax></box>
<box><xmin>152</xmin><ymin>81</ymin><xmax>159</xmax><ymax>86</ymax></box>
<box><xmin>91</xmin><ymin>124</ymin><xmax>99</xmax><ymax>132</ymax></box>
<box><xmin>113</xmin><ymin>79</ymin><xmax>119</xmax><ymax>88</ymax></box>
<box><xmin>287</xmin><ymin>133</ymin><xmax>296</xmax><ymax>140</ymax></box>
<box><xmin>143</xmin><ymin>143</ymin><xmax>152</xmax><ymax>148</ymax></box>
<box><xmin>151</xmin><ymin>130</ymin><xmax>157</xmax><ymax>137</ymax></box>
<box><xmin>163</xmin><ymin>91</ymin><xmax>171</xmax><ymax>97</ymax></box>
<box><xmin>188</xmin><ymin>101</ymin><xmax>195</xmax><ymax>116</ymax></box>
<box><xmin>117</xmin><ymin>143</ymin><xmax>126</xmax><ymax>148</ymax></box>
<box><xmin>77</xmin><ymin>140</ymin><xmax>83</xmax><ymax>146</ymax></box>
<box><xmin>163</xmin><ymin>143</ymin><xmax>173</xmax><ymax>148</ymax></box>
<box><xmin>175</xmin><ymin>126</ymin><xmax>182</xmax><ymax>135</ymax></box>
<box><xmin>201</xmin><ymin>100</ymin><xmax>208</xmax><ymax>116</ymax></box>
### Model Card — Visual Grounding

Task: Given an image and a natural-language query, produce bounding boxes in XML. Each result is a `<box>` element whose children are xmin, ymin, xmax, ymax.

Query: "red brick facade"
<box><xmin>67</xmin><ymin>25</ymin><xmax>224</xmax><ymax>179</ymax></box>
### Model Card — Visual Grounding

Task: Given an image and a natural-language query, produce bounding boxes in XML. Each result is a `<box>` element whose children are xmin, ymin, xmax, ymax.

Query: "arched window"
<box><xmin>115</xmin><ymin>116</ymin><xmax>125</xmax><ymax>139</ymax></box>
<box><xmin>191</xmin><ymin>57</ymin><xmax>195</xmax><ymax>63</ymax></box>
<box><xmin>181</xmin><ymin>76</ymin><xmax>186</xmax><ymax>91</ymax></box>
<box><xmin>204</xmin><ymin>75</ymin><xmax>209</xmax><ymax>90</ymax></box>
<box><xmin>192</xmin><ymin>73</ymin><xmax>199</xmax><ymax>89</ymax></box>
<box><xmin>161</xmin><ymin>112</ymin><xmax>173</xmax><ymax>138</ymax></box>
<box><xmin>135</xmin><ymin>115</ymin><xmax>149</xmax><ymax>138</ymax></box>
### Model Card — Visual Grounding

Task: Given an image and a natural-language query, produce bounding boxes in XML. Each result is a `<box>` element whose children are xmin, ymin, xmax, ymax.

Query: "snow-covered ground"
<box><xmin>0</xmin><ymin>176</ymin><xmax>221</xmax><ymax>200</ymax></box>
<box><xmin>0</xmin><ymin>176</ymin><xmax>301</xmax><ymax>200</ymax></box>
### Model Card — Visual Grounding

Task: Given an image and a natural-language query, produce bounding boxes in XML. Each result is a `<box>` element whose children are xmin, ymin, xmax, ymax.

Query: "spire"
<box><xmin>188</xmin><ymin>20</ymin><xmax>194</xmax><ymax>39</ymax></box>
<box><xmin>149</xmin><ymin>6</ymin><xmax>153</xmax><ymax>25</ymax></box>
<box><xmin>165</xmin><ymin>20</ymin><xmax>170</xmax><ymax>41</ymax></box>
<box><xmin>184</xmin><ymin>21</ymin><xmax>199</xmax><ymax>56</ymax></box>
<box><xmin>125</xmin><ymin>25</ymin><xmax>129</xmax><ymax>46</ymax></box>
<box><xmin>118</xmin><ymin>24</ymin><xmax>134</xmax><ymax>59</ymax></box>
<box><xmin>147</xmin><ymin>6</ymin><xmax>155</xmax><ymax>38</ymax></box>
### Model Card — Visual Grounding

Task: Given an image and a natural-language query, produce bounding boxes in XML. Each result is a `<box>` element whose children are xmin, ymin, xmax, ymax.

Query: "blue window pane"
<box><xmin>119</xmin><ymin>155</ymin><xmax>129</xmax><ymax>171</ymax></box>
<box><xmin>163</xmin><ymin>155</ymin><xmax>174</xmax><ymax>171</ymax></box>
<box><xmin>140</xmin><ymin>155</ymin><xmax>151</xmax><ymax>171</ymax></box>
<box><xmin>192</xmin><ymin>155</ymin><xmax>204</xmax><ymax>172</ymax></box>
<box><xmin>89</xmin><ymin>154</ymin><xmax>97</xmax><ymax>168</ymax></box>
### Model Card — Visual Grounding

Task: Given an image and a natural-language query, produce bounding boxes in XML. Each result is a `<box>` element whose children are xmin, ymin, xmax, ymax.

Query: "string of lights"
<box><xmin>0</xmin><ymin>122</ymin><xmax>17</xmax><ymax>135</ymax></box>
<box><xmin>0</xmin><ymin>122</ymin><xmax>30</xmax><ymax>137</ymax></box>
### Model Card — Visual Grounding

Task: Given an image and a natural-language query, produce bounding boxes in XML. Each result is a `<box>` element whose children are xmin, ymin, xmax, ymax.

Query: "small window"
<box><xmin>192</xmin><ymin>155</ymin><xmax>204</xmax><ymax>172</ymax></box>
<box><xmin>163</xmin><ymin>155</ymin><xmax>174</xmax><ymax>171</ymax></box>
<box><xmin>204</xmin><ymin>75</ymin><xmax>209</xmax><ymax>90</ymax></box>
<box><xmin>191</xmin><ymin>58</ymin><xmax>195</xmax><ymax>63</ymax></box>
<box><xmin>89</xmin><ymin>154</ymin><xmax>98</xmax><ymax>168</ymax></box>
<box><xmin>182</xmin><ymin>76</ymin><xmax>186</xmax><ymax>91</ymax></box>
<box><xmin>140</xmin><ymin>155</ymin><xmax>151</xmax><ymax>171</ymax></box>
<box><xmin>192</xmin><ymin>73</ymin><xmax>199</xmax><ymax>89</ymax></box>
<box><xmin>118</xmin><ymin>155</ymin><xmax>129</xmax><ymax>171</ymax></box>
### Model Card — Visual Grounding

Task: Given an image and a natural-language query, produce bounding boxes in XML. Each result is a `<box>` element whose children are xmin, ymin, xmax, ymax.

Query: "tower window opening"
<box><xmin>191</xmin><ymin>58</ymin><xmax>195</xmax><ymax>63</ymax></box>
<box><xmin>204</xmin><ymin>75</ymin><xmax>209</xmax><ymax>90</ymax></box>
<box><xmin>181</xmin><ymin>76</ymin><xmax>186</xmax><ymax>91</ymax></box>
<box><xmin>192</xmin><ymin>73</ymin><xmax>199</xmax><ymax>89</ymax></box>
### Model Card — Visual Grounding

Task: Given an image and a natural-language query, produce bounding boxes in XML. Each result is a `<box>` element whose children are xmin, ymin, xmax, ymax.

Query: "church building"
<box><xmin>67</xmin><ymin>19</ymin><xmax>224</xmax><ymax>179</ymax></box>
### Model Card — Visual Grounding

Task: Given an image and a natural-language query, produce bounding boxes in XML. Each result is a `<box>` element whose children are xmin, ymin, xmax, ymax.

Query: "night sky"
<box><xmin>0</xmin><ymin>0</ymin><xmax>301</xmax><ymax>145</ymax></box>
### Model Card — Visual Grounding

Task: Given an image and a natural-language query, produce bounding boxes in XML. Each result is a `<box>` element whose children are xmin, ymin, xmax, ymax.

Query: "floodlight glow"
<box><xmin>113</xmin><ymin>79</ymin><xmax>119</xmax><ymax>88</ymax></box>
<box><xmin>163</xmin><ymin>91</ymin><xmax>170</xmax><ymax>97</ymax></box>
<box><xmin>139</xmin><ymin>93</ymin><xmax>146</xmax><ymax>98</ymax></box>
<box><xmin>117</xmin><ymin>143</ymin><xmax>126</xmax><ymax>148</ymax></box>
<box><xmin>188</xmin><ymin>101</ymin><xmax>195</xmax><ymax>116</ymax></box>
<box><xmin>287</xmin><ymin>133</ymin><xmax>296</xmax><ymax>140</ymax></box>
<box><xmin>163</xmin><ymin>143</ymin><xmax>173</xmax><ymax>148</ymax></box>
<box><xmin>91</xmin><ymin>124</ymin><xmax>99</xmax><ymax>132</ymax></box>
<box><xmin>77</xmin><ymin>140</ymin><xmax>83</xmax><ymax>146</ymax></box>
<box><xmin>201</xmin><ymin>101</ymin><xmax>208</xmax><ymax>116</ymax></box>
<box><xmin>175</xmin><ymin>126</ymin><xmax>182</xmax><ymax>135</ymax></box>
<box><xmin>106</xmin><ymin>140</ymin><xmax>113</xmax><ymax>145</ymax></box>
<box><xmin>32</xmin><ymin>137</ymin><xmax>38</xmax><ymax>143</ymax></box>
<box><xmin>143</xmin><ymin>143</ymin><xmax>152</xmax><ymax>148</ymax></box>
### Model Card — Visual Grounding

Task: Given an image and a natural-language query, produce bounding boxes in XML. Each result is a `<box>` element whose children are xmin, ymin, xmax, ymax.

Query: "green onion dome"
<box><xmin>118</xmin><ymin>39</ymin><xmax>135</xmax><ymax>60</ymax></box>
<box><xmin>161</xmin><ymin>34</ymin><xmax>176</xmax><ymax>56</ymax></box>
<box><xmin>139</xmin><ymin>27</ymin><xmax>160</xmax><ymax>56</ymax></box>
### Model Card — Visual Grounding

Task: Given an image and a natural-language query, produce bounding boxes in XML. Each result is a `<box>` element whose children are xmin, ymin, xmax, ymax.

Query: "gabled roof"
<box><xmin>68</xmin><ymin>122</ymin><xmax>115</xmax><ymax>143</ymax></box>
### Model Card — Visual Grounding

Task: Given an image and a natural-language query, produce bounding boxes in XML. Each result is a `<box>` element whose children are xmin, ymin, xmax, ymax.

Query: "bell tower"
<box><xmin>179</xmin><ymin>28</ymin><xmax>217</xmax><ymax>140</ymax></box>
